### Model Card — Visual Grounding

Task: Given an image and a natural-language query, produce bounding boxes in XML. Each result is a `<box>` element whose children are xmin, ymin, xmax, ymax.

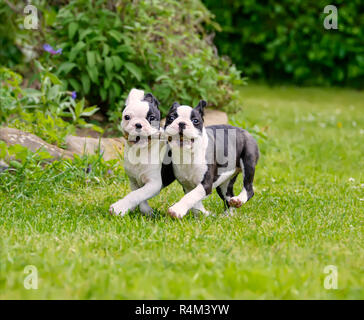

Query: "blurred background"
<box><xmin>204</xmin><ymin>0</ymin><xmax>363</xmax><ymax>88</ymax></box>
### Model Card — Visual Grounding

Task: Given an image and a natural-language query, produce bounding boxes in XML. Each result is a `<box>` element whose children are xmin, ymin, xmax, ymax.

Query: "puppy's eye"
<box><xmin>149</xmin><ymin>115</ymin><xmax>156</xmax><ymax>121</ymax></box>
<box><xmin>168</xmin><ymin>116</ymin><xmax>175</xmax><ymax>122</ymax></box>
<box><xmin>124</xmin><ymin>115</ymin><xmax>130</xmax><ymax>121</ymax></box>
<box><xmin>192</xmin><ymin>119</ymin><xmax>199</xmax><ymax>125</ymax></box>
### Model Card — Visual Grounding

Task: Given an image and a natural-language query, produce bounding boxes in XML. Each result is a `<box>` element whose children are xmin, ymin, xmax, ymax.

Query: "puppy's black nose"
<box><xmin>178</xmin><ymin>122</ymin><xmax>186</xmax><ymax>130</ymax></box>
<box><xmin>135</xmin><ymin>123</ymin><xmax>142</xmax><ymax>129</ymax></box>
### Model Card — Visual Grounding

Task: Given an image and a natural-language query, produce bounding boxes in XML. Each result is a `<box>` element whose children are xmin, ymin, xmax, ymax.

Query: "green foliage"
<box><xmin>0</xmin><ymin>140</ymin><xmax>53</xmax><ymax>171</ymax></box>
<box><xmin>37</xmin><ymin>0</ymin><xmax>243</xmax><ymax>117</ymax></box>
<box><xmin>0</xmin><ymin>65</ymin><xmax>101</xmax><ymax>147</ymax></box>
<box><xmin>0</xmin><ymin>141</ymin><xmax>124</xmax><ymax>192</ymax></box>
<box><xmin>0</xmin><ymin>67</ymin><xmax>24</xmax><ymax>123</ymax></box>
<box><xmin>0</xmin><ymin>2</ymin><xmax>23</xmax><ymax>67</ymax></box>
<box><xmin>203</xmin><ymin>0</ymin><xmax>364</xmax><ymax>87</ymax></box>
<box><xmin>9</xmin><ymin>112</ymin><xmax>75</xmax><ymax>148</ymax></box>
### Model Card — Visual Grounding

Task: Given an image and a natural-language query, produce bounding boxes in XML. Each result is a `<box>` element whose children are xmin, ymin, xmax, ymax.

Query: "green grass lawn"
<box><xmin>0</xmin><ymin>84</ymin><xmax>363</xmax><ymax>299</ymax></box>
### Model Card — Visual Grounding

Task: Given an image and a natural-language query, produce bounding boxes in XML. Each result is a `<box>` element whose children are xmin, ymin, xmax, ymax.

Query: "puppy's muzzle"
<box><xmin>167</xmin><ymin>133</ymin><xmax>194</xmax><ymax>146</ymax></box>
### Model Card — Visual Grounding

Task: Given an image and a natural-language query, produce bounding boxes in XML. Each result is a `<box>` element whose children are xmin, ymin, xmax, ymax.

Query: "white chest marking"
<box><xmin>170</xmin><ymin>128</ymin><xmax>208</xmax><ymax>190</ymax></box>
<box><xmin>124</xmin><ymin>139</ymin><xmax>165</xmax><ymax>186</ymax></box>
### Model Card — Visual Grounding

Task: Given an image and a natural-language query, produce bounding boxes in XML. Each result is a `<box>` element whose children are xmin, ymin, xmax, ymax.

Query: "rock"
<box><xmin>75</xmin><ymin>127</ymin><xmax>101</xmax><ymax>138</ymax></box>
<box><xmin>90</xmin><ymin>111</ymin><xmax>107</xmax><ymax>123</ymax></box>
<box><xmin>65</xmin><ymin>136</ymin><xmax>125</xmax><ymax>161</ymax></box>
<box><xmin>203</xmin><ymin>109</ymin><xmax>229</xmax><ymax>126</ymax></box>
<box><xmin>0</xmin><ymin>127</ymin><xmax>73</xmax><ymax>161</ymax></box>
<box><xmin>160</xmin><ymin>108</ymin><xmax>228</xmax><ymax>127</ymax></box>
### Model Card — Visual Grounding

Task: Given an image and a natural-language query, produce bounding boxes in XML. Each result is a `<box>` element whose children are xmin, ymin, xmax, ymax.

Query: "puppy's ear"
<box><xmin>164</xmin><ymin>102</ymin><xmax>180</xmax><ymax>129</ymax></box>
<box><xmin>144</xmin><ymin>93</ymin><xmax>160</xmax><ymax>109</ymax></box>
<box><xmin>169</xmin><ymin>102</ymin><xmax>180</xmax><ymax>112</ymax></box>
<box><xmin>126</xmin><ymin>88</ymin><xmax>145</xmax><ymax>106</ymax></box>
<box><xmin>195</xmin><ymin>100</ymin><xmax>207</xmax><ymax>118</ymax></box>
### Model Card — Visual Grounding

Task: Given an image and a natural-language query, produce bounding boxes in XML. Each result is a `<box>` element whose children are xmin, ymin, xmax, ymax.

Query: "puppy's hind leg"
<box><xmin>128</xmin><ymin>179</ymin><xmax>152</xmax><ymax>215</ymax></box>
<box><xmin>218</xmin><ymin>176</ymin><xmax>238</xmax><ymax>215</ymax></box>
<box><xmin>182</xmin><ymin>186</ymin><xmax>210</xmax><ymax>217</ymax></box>
<box><xmin>191</xmin><ymin>201</ymin><xmax>211</xmax><ymax>217</ymax></box>
<box><xmin>139</xmin><ymin>201</ymin><xmax>153</xmax><ymax>216</ymax></box>
<box><xmin>129</xmin><ymin>179</ymin><xmax>153</xmax><ymax>216</ymax></box>
<box><xmin>229</xmin><ymin>148</ymin><xmax>258</xmax><ymax>208</ymax></box>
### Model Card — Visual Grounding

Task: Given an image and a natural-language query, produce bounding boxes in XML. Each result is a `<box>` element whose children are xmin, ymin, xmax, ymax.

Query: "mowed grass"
<box><xmin>0</xmin><ymin>84</ymin><xmax>363</xmax><ymax>299</ymax></box>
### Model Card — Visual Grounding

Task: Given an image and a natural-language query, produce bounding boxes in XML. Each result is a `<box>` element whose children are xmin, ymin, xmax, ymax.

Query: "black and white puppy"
<box><xmin>164</xmin><ymin>101</ymin><xmax>259</xmax><ymax>218</ymax></box>
<box><xmin>109</xmin><ymin>89</ymin><xmax>174</xmax><ymax>216</ymax></box>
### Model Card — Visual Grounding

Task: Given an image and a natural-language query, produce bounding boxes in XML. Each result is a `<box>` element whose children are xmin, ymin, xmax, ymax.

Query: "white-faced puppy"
<box><xmin>164</xmin><ymin>100</ymin><xmax>259</xmax><ymax>218</ymax></box>
<box><xmin>109</xmin><ymin>89</ymin><xmax>174</xmax><ymax>216</ymax></box>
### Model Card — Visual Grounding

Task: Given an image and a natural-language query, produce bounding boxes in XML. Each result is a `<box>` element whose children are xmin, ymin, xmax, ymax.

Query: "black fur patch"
<box><xmin>190</xmin><ymin>108</ymin><xmax>204</xmax><ymax>132</ymax></box>
<box><xmin>195</xmin><ymin>100</ymin><xmax>206</xmax><ymax>118</ymax></box>
<box><xmin>143</xmin><ymin>93</ymin><xmax>161</xmax><ymax>128</ymax></box>
<box><xmin>190</xmin><ymin>100</ymin><xmax>206</xmax><ymax>132</ymax></box>
<box><xmin>200</xmin><ymin>125</ymin><xmax>259</xmax><ymax>198</ymax></box>
<box><xmin>161</xmin><ymin>145</ymin><xmax>175</xmax><ymax>187</ymax></box>
<box><xmin>164</xmin><ymin>102</ymin><xmax>180</xmax><ymax>129</ymax></box>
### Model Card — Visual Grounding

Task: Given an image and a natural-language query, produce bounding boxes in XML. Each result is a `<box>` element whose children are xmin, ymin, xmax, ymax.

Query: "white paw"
<box><xmin>168</xmin><ymin>205</ymin><xmax>187</xmax><ymax>219</ymax></box>
<box><xmin>109</xmin><ymin>200</ymin><xmax>131</xmax><ymax>216</ymax></box>
<box><xmin>228</xmin><ymin>197</ymin><xmax>243</xmax><ymax>208</ymax></box>
<box><xmin>228</xmin><ymin>192</ymin><xmax>247</xmax><ymax>208</ymax></box>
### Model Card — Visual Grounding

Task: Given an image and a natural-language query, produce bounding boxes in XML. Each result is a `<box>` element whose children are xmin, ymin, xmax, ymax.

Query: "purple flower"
<box><xmin>71</xmin><ymin>91</ymin><xmax>77</xmax><ymax>99</ymax></box>
<box><xmin>43</xmin><ymin>44</ymin><xmax>62</xmax><ymax>55</ymax></box>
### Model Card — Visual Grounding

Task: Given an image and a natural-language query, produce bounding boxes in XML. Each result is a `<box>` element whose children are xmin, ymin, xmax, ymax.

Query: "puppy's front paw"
<box><xmin>109</xmin><ymin>200</ymin><xmax>131</xmax><ymax>216</ymax></box>
<box><xmin>168</xmin><ymin>205</ymin><xmax>187</xmax><ymax>219</ymax></box>
<box><xmin>228</xmin><ymin>197</ymin><xmax>243</xmax><ymax>208</ymax></box>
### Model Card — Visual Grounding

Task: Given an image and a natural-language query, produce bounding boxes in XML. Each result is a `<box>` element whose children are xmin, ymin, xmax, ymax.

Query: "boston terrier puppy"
<box><xmin>109</xmin><ymin>89</ymin><xmax>174</xmax><ymax>216</ymax></box>
<box><xmin>164</xmin><ymin>100</ymin><xmax>259</xmax><ymax>218</ymax></box>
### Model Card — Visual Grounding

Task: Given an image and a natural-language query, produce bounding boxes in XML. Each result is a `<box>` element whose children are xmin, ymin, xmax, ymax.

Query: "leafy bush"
<box><xmin>0</xmin><ymin>65</ymin><xmax>100</xmax><ymax>147</ymax></box>
<box><xmin>9</xmin><ymin>112</ymin><xmax>75</xmax><ymax>148</ymax></box>
<box><xmin>2</xmin><ymin>0</ymin><xmax>243</xmax><ymax>119</ymax></box>
<box><xmin>0</xmin><ymin>2</ymin><xmax>23</xmax><ymax>68</ymax></box>
<box><xmin>203</xmin><ymin>0</ymin><xmax>364</xmax><ymax>87</ymax></box>
<box><xmin>0</xmin><ymin>67</ymin><xmax>24</xmax><ymax>123</ymax></box>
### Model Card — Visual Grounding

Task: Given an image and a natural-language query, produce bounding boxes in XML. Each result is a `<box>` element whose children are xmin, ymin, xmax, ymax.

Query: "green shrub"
<box><xmin>0</xmin><ymin>67</ymin><xmax>24</xmax><ymax>123</ymax></box>
<box><xmin>0</xmin><ymin>65</ymin><xmax>101</xmax><ymax>147</ymax></box>
<box><xmin>0</xmin><ymin>2</ymin><xmax>23</xmax><ymax>68</ymax></box>
<box><xmin>1</xmin><ymin>0</ymin><xmax>243</xmax><ymax>119</ymax></box>
<box><xmin>0</xmin><ymin>140</ymin><xmax>124</xmax><ymax>186</ymax></box>
<box><xmin>42</xmin><ymin>0</ymin><xmax>243</xmax><ymax>117</ymax></box>
<box><xmin>203</xmin><ymin>0</ymin><xmax>364</xmax><ymax>88</ymax></box>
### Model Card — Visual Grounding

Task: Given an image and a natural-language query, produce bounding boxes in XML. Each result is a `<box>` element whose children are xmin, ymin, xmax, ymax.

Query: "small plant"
<box><xmin>0</xmin><ymin>67</ymin><xmax>24</xmax><ymax>123</ymax></box>
<box><xmin>0</xmin><ymin>139</ymin><xmax>125</xmax><ymax>197</ymax></box>
<box><xmin>0</xmin><ymin>65</ymin><xmax>102</xmax><ymax>147</ymax></box>
<box><xmin>9</xmin><ymin>111</ymin><xmax>75</xmax><ymax>148</ymax></box>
